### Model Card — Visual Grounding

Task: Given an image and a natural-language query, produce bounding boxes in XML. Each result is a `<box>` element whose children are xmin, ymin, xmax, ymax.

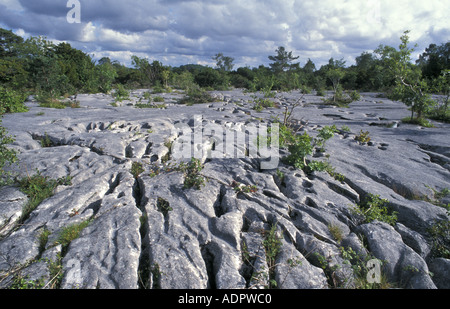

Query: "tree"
<box><xmin>303</xmin><ymin>59</ymin><xmax>316</xmax><ymax>74</ymax></box>
<box><xmin>20</xmin><ymin>36</ymin><xmax>71</xmax><ymax>99</ymax></box>
<box><xmin>194</xmin><ymin>67</ymin><xmax>229</xmax><ymax>90</ymax></box>
<box><xmin>54</xmin><ymin>42</ymin><xmax>96</xmax><ymax>92</ymax></box>
<box><xmin>0</xmin><ymin>29</ymin><xmax>28</xmax><ymax>89</ymax></box>
<box><xmin>95</xmin><ymin>62</ymin><xmax>117</xmax><ymax>94</ymax></box>
<box><xmin>416</xmin><ymin>43</ymin><xmax>450</xmax><ymax>79</ymax></box>
<box><xmin>161</xmin><ymin>68</ymin><xmax>171</xmax><ymax>88</ymax></box>
<box><xmin>375</xmin><ymin>31</ymin><xmax>433</xmax><ymax>120</ymax></box>
<box><xmin>213</xmin><ymin>53</ymin><xmax>234</xmax><ymax>72</ymax></box>
<box><xmin>325</xmin><ymin>58</ymin><xmax>346</xmax><ymax>102</ymax></box>
<box><xmin>131</xmin><ymin>56</ymin><xmax>164</xmax><ymax>86</ymax></box>
<box><xmin>0</xmin><ymin>28</ymin><xmax>23</xmax><ymax>58</ymax></box>
<box><xmin>354</xmin><ymin>51</ymin><xmax>386</xmax><ymax>91</ymax></box>
<box><xmin>268</xmin><ymin>46</ymin><xmax>299</xmax><ymax>73</ymax></box>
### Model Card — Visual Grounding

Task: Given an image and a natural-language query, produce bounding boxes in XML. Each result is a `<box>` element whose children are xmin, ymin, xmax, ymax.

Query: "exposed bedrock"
<box><xmin>0</xmin><ymin>90</ymin><xmax>448</xmax><ymax>289</ymax></box>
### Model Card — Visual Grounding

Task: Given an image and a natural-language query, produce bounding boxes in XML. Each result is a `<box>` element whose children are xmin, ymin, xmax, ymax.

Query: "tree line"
<box><xmin>0</xmin><ymin>28</ymin><xmax>449</xmax><ymax>122</ymax></box>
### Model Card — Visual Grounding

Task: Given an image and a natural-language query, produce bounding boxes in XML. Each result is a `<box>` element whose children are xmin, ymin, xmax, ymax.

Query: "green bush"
<box><xmin>131</xmin><ymin>162</ymin><xmax>144</xmax><ymax>179</ymax></box>
<box><xmin>0</xmin><ymin>86</ymin><xmax>28</xmax><ymax>114</ymax></box>
<box><xmin>18</xmin><ymin>172</ymin><xmax>72</xmax><ymax>223</ymax></box>
<box><xmin>171</xmin><ymin>71</ymin><xmax>196</xmax><ymax>90</ymax></box>
<box><xmin>352</xmin><ymin>194</ymin><xmax>398</xmax><ymax>225</ymax></box>
<box><xmin>180</xmin><ymin>158</ymin><xmax>205</xmax><ymax>190</ymax></box>
<box><xmin>113</xmin><ymin>84</ymin><xmax>129</xmax><ymax>102</ymax></box>
<box><xmin>178</xmin><ymin>85</ymin><xmax>214</xmax><ymax>106</ymax></box>
<box><xmin>349</xmin><ymin>90</ymin><xmax>361</xmax><ymax>101</ymax></box>
<box><xmin>283</xmin><ymin>125</ymin><xmax>337</xmax><ymax>172</ymax></box>
<box><xmin>428</xmin><ymin>219</ymin><xmax>450</xmax><ymax>259</ymax></box>
<box><xmin>194</xmin><ymin>67</ymin><xmax>229</xmax><ymax>90</ymax></box>
<box><xmin>0</xmin><ymin>119</ymin><xmax>17</xmax><ymax>182</ymax></box>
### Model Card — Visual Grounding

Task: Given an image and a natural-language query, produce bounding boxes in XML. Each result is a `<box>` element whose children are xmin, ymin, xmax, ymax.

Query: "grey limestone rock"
<box><xmin>0</xmin><ymin>90</ymin><xmax>449</xmax><ymax>289</ymax></box>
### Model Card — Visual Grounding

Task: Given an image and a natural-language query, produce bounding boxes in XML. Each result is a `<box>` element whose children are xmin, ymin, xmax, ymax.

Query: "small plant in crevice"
<box><xmin>178</xmin><ymin>158</ymin><xmax>205</xmax><ymax>190</ymax></box>
<box><xmin>150</xmin><ymin>263</ymin><xmax>163</xmax><ymax>289</ymax></box>
<box><xmin>131</xmin><ymin>161</ymin><xmax>145</xmax><ymax>179</ymax></box>
<box><xmin>422</xmin><ymin>185</ymin><xmax>450</xmax><ymax>213</ymax></box>
<box><xmin>352</xmin><ymin>194</ymin><xmax>398</xmax><ymax>226</ymax></box>
<box><xmin>17</xmin><ymin>171</ymin><xmax>72</xmax><ymax>224</ymax></box>
<box><xmin>146</xmin><ymin>158</ymin><xmax>205</xmax><ymax>190</ymax></box>
<box><xmin>355</xmin><ymin>130</ymin><xmax>371</xmax><ymax>145</ymax></box>
<box><xmin>262</xmin><ymin>223</ymin><xmax>282</xmax><ymax>289</ymax></box>
<box><xmin>40</xmin><ymin>133</ymin><xmax>53</xmax><ymax>148</ymax></box>
<box><xmin>157</xmin><ymin>197</ymin><xmax>172</xmax><ymax>216</ymax></box>
<box><xmin>53</xmin><ymin>219</ymin><xmax>92</xmax><ymax>256</ymax></box>
<box><xmin>328</xmin><ymin>224</ymin><xmax>344</xmax><ymax>243</ymax></box>
<box><xmin>241</xmin><ymin>223</ymin><xmax>304</xmax><ymax>289</ymax></box>
<box><xmin>339</xmin><ymin>246</ymin><xmax>391</xmax><ymax>289</ymax></box>
<box><xmin>283</xmin><ymin>125</ymin><xmax>337</xmax><ymax>173</ymax></box>
<box><xmin>428</xmin><ymin>219</ymin><xmax>450</xmax><ymax>259</ymax></box>
<box><xmin>231</xmin><ymin>181</ymin><xmax>258</xmax><ymax>194</ymax></box>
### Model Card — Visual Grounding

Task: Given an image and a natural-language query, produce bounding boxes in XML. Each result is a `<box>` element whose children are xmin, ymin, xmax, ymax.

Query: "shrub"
<box><xmin>180</xmin><ymin>158</ymin><xmax>205</xmax><ymax>190</ymax></box>
<box><xmin>352</xmin><ymin>194</ymin><xmax>398</xmax><ymax>225</ymax></box>
<box><xmin>0</xmin><ymin>119</ymin><xmax>17</xmax><ymax>182</ymax></box>
<box><xmin>253</xmin><ymin>98</ymin><xmax>275</xmax><ymax>112</ymax></box>
<box><xmin>131</xmin><ymin>162</ymin><xmax>144</xmax><ymax>179</ymax></box>
<box><xmin>401</xmin><ymin>116</ymin><xmax>434</xmax><ymax>128</ymax></box>
<box><xmin>171</xmin><ymin>71</ymin><xmax>196</xmax><ymax>90</ymax></box>
<box><xmin>0</xmin><ymin>86</ymin><xmax>28</xmax><ymax>114</ymax></box>
<box><xmin>194</xmin><ymin>67</ymin><xmax>229</xmax><ymax>90</ymax></box>
<box><xmin>355</xmin><ymin>130</ymin><xmax>371</xmax><ymax>145</ymax></box>
<box><xmin>55</xmin><ymin>220</ymin><xmax>91</xmax><ymax>254</ymax></box>
<box><xmin>18</xmin><ymin>172</ymin><xmax>72</xmax><ymax>223</ymax></box>
<box><xmin>284</xmin><ymin>126</ymin><xmax>336</xmax><ymax>172</ymax></box>
<box><xmin>349</xmin><ymin>90</ymin><xmax>361</xmax><ymax>101</ymax></box>
<box><xmin>178</xmin><ymin>85</ymin><xmax>214</xmax><ymax>106</ymax></box>
<box><xmin>113</xmin><ymin>84</ymin><xmax>129</xmax><ymax>102</ymax></box>
<box><xmin>428</xmin><ymin>219</ymin><xmax>450</xmax><ymax>259</ymax></box>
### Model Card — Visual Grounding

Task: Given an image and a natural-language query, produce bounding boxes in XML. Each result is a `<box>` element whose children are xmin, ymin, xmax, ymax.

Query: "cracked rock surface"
<box><xmin>0</xmin><ymin>90</ymin><xmax>449</xmax><ymax>289</ymax></box>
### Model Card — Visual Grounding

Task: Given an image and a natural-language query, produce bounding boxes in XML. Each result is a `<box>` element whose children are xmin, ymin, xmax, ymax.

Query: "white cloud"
<box><xmin>0</xmin><ymin>0</ymin><xmax>448</xmax><ymax>68</ymax></box>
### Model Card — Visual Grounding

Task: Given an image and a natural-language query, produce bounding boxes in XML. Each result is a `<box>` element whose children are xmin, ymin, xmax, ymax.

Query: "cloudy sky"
<box><xmin>0</xmin><ymin>0</ymin><xmax>449</xmax><ymax>69</ymax></box>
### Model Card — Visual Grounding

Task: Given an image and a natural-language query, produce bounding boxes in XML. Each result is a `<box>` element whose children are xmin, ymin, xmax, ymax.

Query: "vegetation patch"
<box><xmin>352</xmin><ymin>193</ymin><xmax>398</xmax><ymax>225</ymax></box>
<box><xmin>178</xmin><ymin>85</ymin><xmax>214</xmax><ymax>106</ymax></box>
<box><xmin>0</xmin><ymin>120</ymin><xmax>18</xmax><ymax>183</ymax></box>
<box><xmin>17</xmin><ymin>172</ymin><xmax>72</xmax><ymax>223</ymax></box>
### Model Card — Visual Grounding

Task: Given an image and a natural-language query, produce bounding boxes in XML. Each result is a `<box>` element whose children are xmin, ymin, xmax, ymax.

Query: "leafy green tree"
<box><xmin>0</xmin><ymin>28</ymin><xmax>23</xmax><ymax>58</ymax></box>
<box><xmin>131</xmin><ymin>56</ymin><xmax>165</xmax><ymax>86</ymax></box>
<box><xmin>428</xmin><ymin>70</ymin><xmax>450</xmax><ymax>122</ymax></box>
<box><xmin>0</xmin><ymin>29</ymin><xmax>28</xmax><ymax>89</ymax></box>
<box><xmin>161</xmin><ymin>68</ymin><xmax>171</xmax><ymax>88</ymax></box>
<box><xmin>54</xmin><ymin>42</ymin><xmax>96</xmax><ymax>92</ymax></box>
<box><xmin>416</xmin><ymin>43</ymin><xmax>450</xmax><ymax>79</ymax></box>
<box><xmin>17</xmin><ymin>36</ymin><xmax>72</xmax><ymax>99</ymax></box>
<box><xmin>354</xmin><ymin>51</ymin><xmax>386</xmax><ymax>91</ymax></box>
<box><xmin>95</xmin><ymin>62</ymin><xmax>118</xmax><ymax>94</ymax></box>
<box><xmin>325</xmin><ymin>58</ymin><xmax>346</xmax><ymax>102</ymax></box>
<box><xmin>194</xmin><ymin>67</ymin><xmax>229</xmax><ymax>90</ymax></box>
<box><xmin>303</xmin><ymin>58</ymin><xmax>316</xmax><ymax>74</ymax></box>
<box><xmin>375</xmin><ymin>31</ymin><xmax>434</xmax><ymax>120</ymax></box>
<box><xmin>268</xmin><ymin>46</ymin><xmax>299</xmax><ymax>73</ymax></box>
<box><xmin>213</xmin><ymin>53</ymin><xmax>235</xmax><ymax>72</ymax></box>
<box><xmin>0</xmin><ymin>86</ymin><xmax>28</xmax><ymax>114</ymax></box>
